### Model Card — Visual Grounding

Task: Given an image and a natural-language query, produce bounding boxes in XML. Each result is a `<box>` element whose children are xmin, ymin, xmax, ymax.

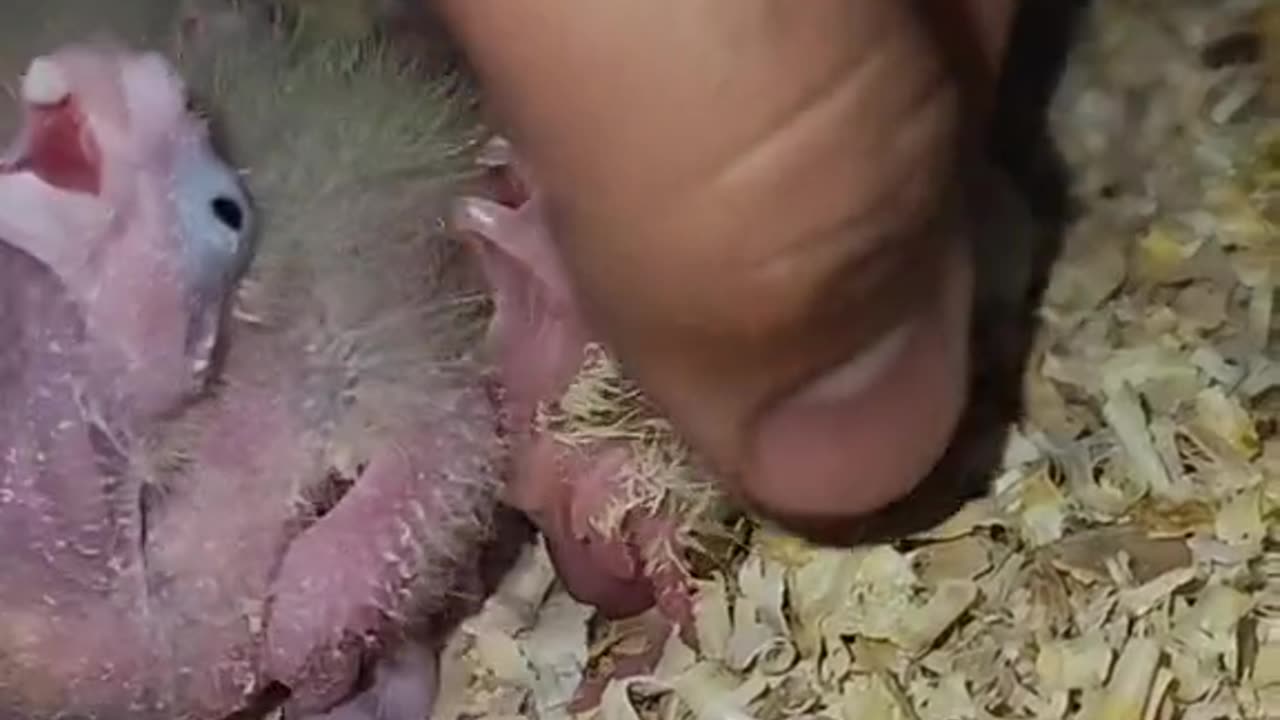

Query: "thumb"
<box><xmin>436</xmin><ymin>0</ymin><xmax>1017</xmax><ymax>539</ymax></box>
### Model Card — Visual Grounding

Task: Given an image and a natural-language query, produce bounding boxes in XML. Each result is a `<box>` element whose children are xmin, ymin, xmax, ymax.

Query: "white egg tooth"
<box><xmin>21</xmin><ymin>57</ymin><xmax>71</xmax><ymax>107</ymax></box>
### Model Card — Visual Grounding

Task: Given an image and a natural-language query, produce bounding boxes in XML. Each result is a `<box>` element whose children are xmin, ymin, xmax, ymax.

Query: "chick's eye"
<box><xmin>210</xmin><ymin>195</ymin><xmax>244</xmax><ymax>232</ymax></box>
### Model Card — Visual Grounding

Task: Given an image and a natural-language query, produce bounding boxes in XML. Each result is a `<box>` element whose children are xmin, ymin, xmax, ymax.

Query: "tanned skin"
<box><xmin>433</xmin><ymin>0</ymin><xmax>1019</xmax><ymax>540</ymax></box>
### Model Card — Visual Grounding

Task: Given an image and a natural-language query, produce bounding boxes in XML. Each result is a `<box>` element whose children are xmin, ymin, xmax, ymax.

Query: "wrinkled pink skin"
<box><xmin>0</xmin><ymin>44</ymin><xmax>513</xmax><ymax>720</ymax></box>
<box><xmin>456</xmin><ymin>144</ymin><xmax>698</xmax><ymax>635</ymax></box>
<box><xmin>0</xmin><ymin>35</ymin><xmax>695</xmax><ymax>720</ymax></box>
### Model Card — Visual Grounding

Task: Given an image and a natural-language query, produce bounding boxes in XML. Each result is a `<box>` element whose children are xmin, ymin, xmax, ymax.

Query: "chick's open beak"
<box><xmin>0</xmin><ymin>56</ymin><xmax>101</xmax><ymax>196</ymax></box>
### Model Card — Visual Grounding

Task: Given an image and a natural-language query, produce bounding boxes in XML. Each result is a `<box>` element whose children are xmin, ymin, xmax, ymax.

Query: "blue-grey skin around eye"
<box><xmin>170</xmin><ymin>133</ymin><xmax>256</xmax><ymax>377</ymax></box>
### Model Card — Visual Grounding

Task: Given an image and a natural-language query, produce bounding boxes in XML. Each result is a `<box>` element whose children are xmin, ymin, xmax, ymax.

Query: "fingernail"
<box><xmin>794</xmin><ymin>318</ymin><xmax>915</xmax><ymax>404</ymax></box>
<box><xmin>749</xmin><ymin>318</ymin><xmax>948</xmax><ymax>515</ymax></box>
<box><xmin>744</xmin><ymin>243</ymin><xmax>974</xmax><ymax>531</ymax></box>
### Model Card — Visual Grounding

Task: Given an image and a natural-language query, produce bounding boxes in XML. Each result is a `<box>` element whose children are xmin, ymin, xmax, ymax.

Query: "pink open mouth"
<box><xmin>1</xmin><ymin>73</ymin><xmax>102</xmax><ymax>195</ymax></box>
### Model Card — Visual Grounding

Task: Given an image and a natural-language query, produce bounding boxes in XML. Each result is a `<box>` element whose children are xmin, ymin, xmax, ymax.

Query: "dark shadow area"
<box><xmin>222</xmin><ymin>682</ymin><xmax>292</xmax><ymax>720</ymax></box>
<box><xmin>986</xmin><ymin>0</ymin><xmax>1096</xmax><ymax>226</ymax></box>
<box><xmin>821</xmin><ymin>0</ymin><xmax>1097</xmax><ymax>546</ymax></box>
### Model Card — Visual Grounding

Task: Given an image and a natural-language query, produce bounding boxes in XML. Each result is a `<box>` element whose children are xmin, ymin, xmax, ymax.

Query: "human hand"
<box><xmin>436</xmin><ymin>0</ymin><xmax>1018</xmax><ymax>541</ymax></box>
